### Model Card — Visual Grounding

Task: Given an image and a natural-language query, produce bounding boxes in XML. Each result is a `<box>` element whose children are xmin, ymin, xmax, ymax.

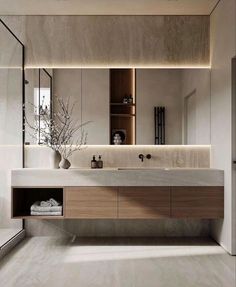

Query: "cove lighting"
<box><xmin>25</xmin><ymin>65</ymin><xmax>211</xmax><ymax>69</ymax></box>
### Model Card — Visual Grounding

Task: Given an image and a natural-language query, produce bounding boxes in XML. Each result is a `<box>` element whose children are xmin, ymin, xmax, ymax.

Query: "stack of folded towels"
<box><xmin>30</xmin><ymin>198</ymin><xmax>62</xmax><ymax>216</ymax></box>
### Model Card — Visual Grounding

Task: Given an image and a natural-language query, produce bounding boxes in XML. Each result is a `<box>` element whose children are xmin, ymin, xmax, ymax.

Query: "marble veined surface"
<box><xmin>11</xmin><ymin>168</ymin><xmax>224</xmax><ymax>187</ymax></box>
<box><xmin>1</xmin><ymin>16</ymin><xmax>209</xmax><ymax>67</ymax></box>
<box><xmin>25</xmin><ymin>145</ymin><xmax>211</xmax><ymax>169</ymax></box>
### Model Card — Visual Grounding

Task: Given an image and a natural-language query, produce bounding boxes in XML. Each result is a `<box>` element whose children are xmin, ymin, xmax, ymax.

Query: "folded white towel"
<box><xmin>49</xmin><ymin>198</ymin><xmax>60</xmax><ymax>206</ymax></box>
<box><xmin>39</xmin><ymin>198</ymin><xmax>61</xmax><ymax>208</ymax></box>
<box><xmin>31</xmin><ymin>201</ymin><xmax>62</xmax><ymax>212</ymax></box>
<box><xmin>40</xmin><ymin>201</ymin><xmax>51</xmax><ymax>207</ymax></box>
<box><xmin>31</xmin><ymin>211</ymin><xmax>62</xmax><ymax>216</ymax></box>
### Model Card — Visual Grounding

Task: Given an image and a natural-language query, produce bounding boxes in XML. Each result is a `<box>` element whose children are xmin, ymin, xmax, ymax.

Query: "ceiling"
<box><xmin>0</xmin><ymin>0</ymin><xmax>219</xmax><ymax>16</ymax></box>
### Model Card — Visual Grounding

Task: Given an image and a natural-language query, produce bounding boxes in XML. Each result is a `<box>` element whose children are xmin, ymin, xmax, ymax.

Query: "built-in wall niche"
<box><xmin>24</xmin><ymin>68</ymin><xmax>211</xmax><ymax>146</ymax></box>
<box><xmin>12</xmin><ymin>188</ymin><xmax>63</xmax><ymax>218</ymax></box>
<box><xmin>110</xmin><ymin>69</ymin><xmax>136</xmax><ymax>145</ymax></box>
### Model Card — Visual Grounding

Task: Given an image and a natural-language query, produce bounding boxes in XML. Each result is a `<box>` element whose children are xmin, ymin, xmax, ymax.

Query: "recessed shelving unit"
<box><xmin>12</xmin><ymin>187</ymin><xmax>64</xmax><ymax>219</ymax></box>
<box><xmin>110</xmin><ymin>103</ymin><xmax>135</xmax><ymax>106</ymax></box>
<box><xmin>110</xmin><ymin>69</ymin><xmax>136</xmax><ymax>145</ymax></box>
<box><xmin>111</xmin><ymin>114</ymin><xmax>135</xmax><ymax>117</ymax></box>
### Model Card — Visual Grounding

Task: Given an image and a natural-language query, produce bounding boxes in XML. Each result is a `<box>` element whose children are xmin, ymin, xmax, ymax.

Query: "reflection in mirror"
<box><xmin>136</xmin><ymin>69</ymin><xmax>211</xmax><ymax>145</ymax></box>
<box><xmin>25</xmin><ymin>68</ymin><xmax>52</xmax><ymax>145</ymax></box>
<box><xmin>25</xmin><ymin>68</ymin><xmax>211</xmax><ymax>146</ymax></box>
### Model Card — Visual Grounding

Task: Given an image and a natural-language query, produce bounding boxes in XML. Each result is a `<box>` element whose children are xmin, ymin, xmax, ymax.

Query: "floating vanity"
<box><xmin>11</xmin><ymin>168</ymin><xmax>224</xmax><ymax>220</ymax></box>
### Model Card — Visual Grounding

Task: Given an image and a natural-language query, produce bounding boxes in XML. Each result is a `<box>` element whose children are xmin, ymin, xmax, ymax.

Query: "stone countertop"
<box><xmin>11</xmin><ymin>168</ymin><xmax>224</xmax><ymax>187</ymax></box>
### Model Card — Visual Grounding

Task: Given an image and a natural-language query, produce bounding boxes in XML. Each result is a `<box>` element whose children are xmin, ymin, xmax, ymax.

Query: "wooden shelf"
<box><xmin>110</xmin><ymin>69</ymin><xmax>136</xmax><ymax>145</ymax></box>
<box><xmin>111</xmin><ymin>113</ymin><xmax>135</xmax><ymax>117</ymax></box>
<box><xmin>110</xmin><ymin>103</ymin><xmax>135</xmax><ymax>106</ymax></box>
<box><xmin>12</xmin><ymin>215</ymin><xmax>64</xmax><ymax>220</ymax></box>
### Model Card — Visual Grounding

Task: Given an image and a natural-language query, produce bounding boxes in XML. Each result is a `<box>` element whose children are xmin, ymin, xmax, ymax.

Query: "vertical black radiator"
<box><xmin>154</xmin><ymin>106</ymin><xmax>165</xmax><ymax>145</ymax></box>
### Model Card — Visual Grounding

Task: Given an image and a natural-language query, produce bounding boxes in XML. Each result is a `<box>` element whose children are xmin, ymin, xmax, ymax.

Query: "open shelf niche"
<box><xmin>12</xmin><ymin>188</ymin><xmax>64</xmax><ymax>219</ymax></box>
<box><xmin>110</xmin><ymin>69</ymin><xmax>136</xmax><ymax>145</ymax></box>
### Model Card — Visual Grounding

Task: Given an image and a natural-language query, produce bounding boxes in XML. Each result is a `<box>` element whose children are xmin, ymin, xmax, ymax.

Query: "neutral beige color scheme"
<box><xmin>11</xmin><ymin>168</ymin><xmax>224</xmax><ymax>187</ymax></box>
<box><xmin>20</xmin><ymin>143</ymin><xmax>214</xmax><ymax>237</ymax></box>
<box><xmin>0</xmin><ymin>230</ymin><xmax>25</xmax><ymax>260</ymax></box>
<box><xmin>171</xmin><ymin>187</ymin><xmax>224</xmax><ymax>218</ymax></box>
<box><xmin>0</xmin><ymin>22</ymin><xmax>22</xmax><ymax>68</ymax></box>
<box><xmin>12</xmin><ymin>185</ymin><xmax>224</xmax><ymax>220</ymax></box>
<box><xmin>25</xmin><ymin>218</ymin><xmax>210</xmax><ymax>237</ymax></box>
<box><xmin>0</xmin><ymin>24</ymin><xmax>23</xmax><ymax>233</ymax></box>
<box><xmin>81</xmin><ymin>69</ymin><xmax>110</xmax><ymax>144</ymax></box>
<box><xmin>0</xmin><ymin>228</ymin><xmax>22</xmax><ymax>247</ymax></box>
<box><xmin>118</xmin><ymin>187</ymin><xmax>171</xmax><ymax>219</ymax></box>
<box><xmin>53</xmin><ymin>68</ymin><xmax>109</xmax><ymax>144</ymax></box>
<box><xmin>181</xmin><ymin>69</ymin><xmax>211</xmax><ymax>144</ymax></box>
<box><xmin>0</xmin><ymin>237</ymin><xmax>235</xmax><ymax>287</ymax></box>
<box><xmin>25</xmin><ymin>68</ymin><xmax>52</xmax><ymax>144</ymax></box>
<box><xmin>53</xmin><ymin>69</ymin><xmax>82</xmax><ymax>125</ymax></box>
<box><xmin>136</xmin><ymin>69</ymin><xmax>183</xmax><ymax>144</ymax></box>
<box><xmin>25</xmin><ymin>69</ymin><xmax>39</xmax><ymax>144</ymax></box>
<box><xmin>26</xmin><ymin>68</ymin><xmax>211</xmax><ymax>145</ymax></box>
<box><xmin>210</xmin><ymin>0</ymin><xmax>236</xmax><ymax>254</ymax></box>
<box><xmin>65</xmin><ymin>187</ymin><xmax>118</xmax><ymax>219</ymax></box>
<box><xmin>0</xmin><ymin>70</ymin><xmax>22</xmax><ymax>145</ymax></box>
<box><xmin>0</xmin><ymin>0</ymin><xmax>218</xmax><ymax>15</ymax></box>
<box><xmin>1</xmin><ymin>16</ymin><xmax>210</xmax><ymax>67</ymax></box>
<box><xmin>24</xmin><ymin>145</ymin><xmax>211</xmax><ymax>169</ymax></box>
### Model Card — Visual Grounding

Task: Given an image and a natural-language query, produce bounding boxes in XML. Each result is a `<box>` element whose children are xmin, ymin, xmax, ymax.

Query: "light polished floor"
<box><xmin>0</xmin><ymin>237</ymin><xmax>235</xmax><ymax>287</ymax></box>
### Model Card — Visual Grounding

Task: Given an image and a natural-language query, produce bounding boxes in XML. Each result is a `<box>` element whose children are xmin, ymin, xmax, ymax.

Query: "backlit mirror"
<box><xmin>24</xmin><ymin>68</ymin><xmax>211</xmax><ymax>145</ymax></box>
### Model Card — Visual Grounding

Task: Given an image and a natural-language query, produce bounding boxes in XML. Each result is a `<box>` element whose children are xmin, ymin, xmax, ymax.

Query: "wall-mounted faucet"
<box><xmin>138</xmin><ymin>154</ymin><xmax>152</xmax><ymax>162</ymax></box>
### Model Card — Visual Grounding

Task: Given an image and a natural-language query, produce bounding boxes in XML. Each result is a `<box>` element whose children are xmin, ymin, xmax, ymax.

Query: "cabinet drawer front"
<box><xmin>118</xmin><ymin>187</ymin><xmax>170</xmax><ymax>219</ymax></box>
<box><xmin>65</xmin><ymin>187</ymin><xmax>118</xmax><ymax>218</ymax></box>
<box><xmin>171</xmin><ymin>187</ymin><xmax>224</xmax><ymax>218</ymax></box>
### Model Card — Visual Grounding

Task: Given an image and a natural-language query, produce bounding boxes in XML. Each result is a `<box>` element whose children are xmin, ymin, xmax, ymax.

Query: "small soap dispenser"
<box><xmin>91</xmin><ymin>155</ymin><xmax>97</xmax><ymax>169</ymax></box>
<box><xmin>97</xmin><ymin>155</ymin><xmax>103</xmax><ymax>169</ymax></box>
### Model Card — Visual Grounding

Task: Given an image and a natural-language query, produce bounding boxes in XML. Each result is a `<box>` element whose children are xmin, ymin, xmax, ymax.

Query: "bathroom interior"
<box><xmin>0</xmin><ymin>0</ymin><xmax>236</xmax><ymax>286</ymax></box>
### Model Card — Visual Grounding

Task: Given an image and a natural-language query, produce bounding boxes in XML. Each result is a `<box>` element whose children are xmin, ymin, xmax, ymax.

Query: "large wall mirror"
<box><xmin>24</xmin><ymin>68</ymin><xmax>211</xmax><ymax>145</ymax></box>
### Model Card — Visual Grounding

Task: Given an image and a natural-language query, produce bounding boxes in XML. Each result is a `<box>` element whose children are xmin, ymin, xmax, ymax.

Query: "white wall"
<box><xmin>210</xmin><ymin>0</ymin><xmax>236</xmax><ymax>254</ymax></box>
<box><xmin>136</xmin><ymin>69</ymin><xmax>182</xmax><ymax>145</ymax></box>
<box><xmin>181</xmin><ymin>69</ymin><xmax>211</xmax><ymax>145</ymax></box>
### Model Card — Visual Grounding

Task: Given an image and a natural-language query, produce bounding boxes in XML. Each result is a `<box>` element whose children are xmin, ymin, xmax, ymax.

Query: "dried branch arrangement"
<box><xmin>24</xmin><ymin>96</ymin><xmax>89</xmax><ymax>166</ymax></box>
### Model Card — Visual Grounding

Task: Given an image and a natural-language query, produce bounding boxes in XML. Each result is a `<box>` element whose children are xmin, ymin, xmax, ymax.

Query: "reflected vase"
<box><xmin>59</xmin><ymin>158</ymin><xmax>71</xmax><ymax>169</ymax></box>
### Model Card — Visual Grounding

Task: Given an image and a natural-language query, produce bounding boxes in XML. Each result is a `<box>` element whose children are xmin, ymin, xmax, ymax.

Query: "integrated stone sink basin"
<box><xmin>12</xmin><ymin>167</ymin><xmax>224</xmax><ymax>187</ymax></box>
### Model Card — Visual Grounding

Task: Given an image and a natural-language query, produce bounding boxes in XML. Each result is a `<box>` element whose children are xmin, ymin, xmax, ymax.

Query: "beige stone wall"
<box><xmin>1</xmin><ymin>16</ymin><xmax>209</xmax><ymax>68</ymax></box>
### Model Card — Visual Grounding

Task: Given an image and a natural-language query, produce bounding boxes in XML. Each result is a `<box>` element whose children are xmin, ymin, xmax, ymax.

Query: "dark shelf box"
<box><xmin>12</xmin><ymin>187</ymin><xmax>63</xmax><ymax>218</ymax></box>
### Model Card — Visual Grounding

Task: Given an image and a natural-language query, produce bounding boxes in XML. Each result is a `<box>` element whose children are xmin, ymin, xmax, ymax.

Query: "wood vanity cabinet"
<box><xmin>118</xmin><ymin>187</ymin><xmax>170</xmax><ymax>219</ymax></box>
<box><xmin>12</xmin><ymin>186</ymin><xmax>224</xmax><ymax>219</ymax></box>
<box><xmin>171</xmin><ymin>187</ymin><xmax>224</xmax><ymax>218</ymax></box>
<box><xmin>65</xmin><ymin>187</ymin><xmax>118</xmax><ymax>218</ymax></box>
<box><xmin>65</xmin><ymin>186</ymin><xmax>170</xmax><ymax>219</ymax></box>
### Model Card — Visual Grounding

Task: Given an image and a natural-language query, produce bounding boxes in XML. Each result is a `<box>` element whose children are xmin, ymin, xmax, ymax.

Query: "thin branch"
<box><xmin>25</xmin><ymin>96</ymin><xmax>90</xmax><ymax>159</ymax></box>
